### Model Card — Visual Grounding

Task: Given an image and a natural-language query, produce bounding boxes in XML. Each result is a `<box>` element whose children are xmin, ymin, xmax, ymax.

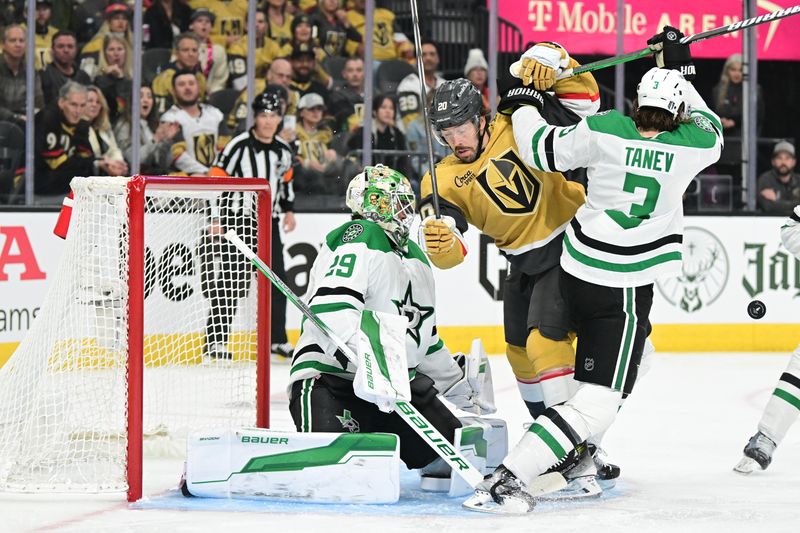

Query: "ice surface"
<box><xmin>1</xmin><ymin>353</ymin><xmax>798</xmax><ymax>532</ymax></box>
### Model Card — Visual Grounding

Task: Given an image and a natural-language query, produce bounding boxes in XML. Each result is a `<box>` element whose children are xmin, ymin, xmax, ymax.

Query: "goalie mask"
<box><xmin>345</xmin><ymin>165</ymin><xmax>416</xmax><ymax>247</ymax></box>
<box><xmin>637</xmin><ymin>67</ymin><xmax>687</xmax><ymax>118</ymax></box>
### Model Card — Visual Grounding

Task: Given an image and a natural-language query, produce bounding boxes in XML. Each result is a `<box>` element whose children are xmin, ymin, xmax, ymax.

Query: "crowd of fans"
<box><xmin>0</xmin><ymin>0</ymin><xmax>461</xmax><ymax>208</ymax></box>
<box><xmin>0</xmin><ymin>0</ymin><xmax>797</xmax><ymax>212</ymax></box>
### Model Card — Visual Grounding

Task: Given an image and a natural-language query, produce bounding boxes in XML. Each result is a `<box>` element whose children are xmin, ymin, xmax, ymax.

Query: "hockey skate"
<box><xmin>734</xmin><ymin>431</ymin><xmax>776</xmax><ymax>474</ymax></box>
<box><xmin>588</xmin><ymin>443</ymin><xmax>621</xmax><ymax>490</ymax></box>
<box><xmin>271</xmin><ymin>342</ymin><xmax>294</xmax><ymax>364</ymax></box>
<box><xmin>462</xmin><ymin>465</ymin><xmax>567</xmax><ymax>514</ymax></box>
<box><xmin>540</xmin><ymin>442</ymin><xmax>602</xmax><ymax>500</ymax></box>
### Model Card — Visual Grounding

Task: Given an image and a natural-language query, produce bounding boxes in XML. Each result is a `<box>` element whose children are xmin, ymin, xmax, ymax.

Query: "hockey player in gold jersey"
<box><xmin>420</xmin><ymin>43</ymin><xmax>599</xmax><ymax>418</ymax></box>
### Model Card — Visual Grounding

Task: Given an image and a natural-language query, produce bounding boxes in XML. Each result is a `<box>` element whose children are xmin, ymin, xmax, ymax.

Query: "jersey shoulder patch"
<box><xmin>585</xmin><ymin>109</ymin><xmax>634</xmax><ymax>136</ymax></box>
<box><xmin>326</xmin><ymin>220</ymin><xmax>393</xmax><ymax>253</ymax></box>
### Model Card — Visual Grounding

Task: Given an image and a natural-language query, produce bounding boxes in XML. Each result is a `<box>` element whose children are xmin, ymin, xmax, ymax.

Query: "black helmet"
<box><xmin>429</xmin><ymin>78</ymin><xmax>483</xmax><ymax>143</ymax></box>
<box><xmin>251</xmin><ymin>90</ymin><xmax>283</xmax><ymax>115</ymax></box>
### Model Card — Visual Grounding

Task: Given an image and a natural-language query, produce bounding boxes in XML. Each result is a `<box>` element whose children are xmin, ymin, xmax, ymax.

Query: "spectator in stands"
<box><xmin>712</xmin><ymin>53</ymin><xmax>764</xmax><ymax>138</ymax></box>
<box><xmin>84</xmin><ymin>85</ymin><xmax>128</xmax><ymax>176</ymax></box>
<box><xmin>295</xmin><ymin>92</ymin><xmax>336</xmax><ymax>177</ymax></box>
<box><xmin>41</xmin><ymin>30</ymin><xmax>91</xmax><ymax>104</ymax></box>
<box><xmin>757</xmin><ymin>140</ymin><xmax>800</xmax><ymax>215</ymax></box>
<box><xmin>397</xmin><ymin>39</ymin><xmax>444</xmax><ymax>128</ymax></box>
<box><xmin>464</xmin><ymin>48</ymin><xmax>490</xmax><ymax>109</ymax></box>
<box><xmin>161</xmin><ymin>69</ymin><xmax>226</xmax><ymax>175</ymax></box>
<box><xmin>189</xmin><ymin>8</ymin><xmax>230</xmax><ymax>95</ymax></box>
<box><xmin>79</xmin><ymin>2</ymin><xmax>133</xmax><ymax>79</ymax></box>
<box><xmin>328</xmin><ymin>56</ymin><xmax>364</xmax><ymax>134</ymax></box>
<box><xmin>226</xmin><ymin>58</ymin><xmax>298</xmax><ymax>136</ymax></box>
<box><xmin>142</xmin><ymin>0</ymin><xmax>192</xmax><ymax>49</ymax></box>
<box><xmin>114</xmin><ymin>84</ymin><xmax>176</xmax><ymax>174</ymax></box>
<box><xmin>23</xmin><ymin>0</ymin><xmax>58</xmax><ymax>70</ymax></box>
<box><xmin>34</xmin><ymin>81</ymin><xmax>93</xmax><ymax>201</ymax></box>
<box><xmin>310</xmin><ymin>0</ymin><xmax>359</xmax><ymax>58</ymax></box>
<box><xmin>227</xmin><ymin>8</ymin><xmax>277</xmax><ymax>91</ymax></box>
<box><xmin>347</xmin><ymin>94</ymin><xmax>409</xmax><ymax>178</ymax></box>
<box><xmin>395</xmin><ymin>33</ymin><xmax>415</xmax><ymax>66</ymax></box>
<box><xmin>151</xmin><ymin>32</ymin><xmax>208</xmax><ymax>115</ymax></box>
<box><xmin>346</xmin><ymin>0</ymin><xmax>402</xmax><ymax>64</ymax></box>
<box><xmin>203</xmin><ymin>0</ymin><xmax>248</xmax><ymax>48</ymax></box>
<box><xmin>0</xmin><ymin>24</ymin><xmax>44</xmax><ymax>128</ymax></box>
<box><xmin>289</xmin><ymin>43</ymin><xmax>330</xmax><ymax>104</ymax></box>
<box><xmin>50</xmin><ymin>0</ymin><xmax>103</xmax><ymax>47</ymax></box>
<box><xmin>143</xmin><ymin>0</ymin><xmax>192</xmax><ymax>50</ymax></box>
<box><xmin>94</xmin><ymin>34</ymin><xmax>132</xmax><ymax>124</ymax></box>
<box><xmin>290</xmin><ymin>13</ymin><xmax>333</xmax><ymax>88</ymax></box>
<box><xmin>266</xmin><ymin>0</ymin><xmax>293</xmax><ymax>46</ymax></box>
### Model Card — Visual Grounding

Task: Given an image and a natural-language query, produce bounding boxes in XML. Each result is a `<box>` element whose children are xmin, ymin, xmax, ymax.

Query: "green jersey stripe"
<box><xmin>530</xmin><ymin>125</ymin><xmax>548</xmax><ymax>170</ymax></box>
<box><xmin>773</xmin><ymin>388</ymin><xmax>800</xmax><ymax>410</ymax></box>
<box><xmin>528</xmin><ymin>422</ymin><xmax>566</xmax><ymax>460</ymax></box>
<box><xmin>564</xmin><ymin>233</ymin><xmax>682</xmax><ymax>273</ymax></box>
<box><xmin>614</xmin><ymin>287</ymin><xmax>636</xmax><ymax>391</ymax></box>
<box><xmin>290</xmin><ymin>361</ymin><xmax>349</xmax><ymax>376</ymax></box>
<box><xmin>426</xmin><ymin>338</ymin><xmax>444</xmax><ymax>356</ymax></box>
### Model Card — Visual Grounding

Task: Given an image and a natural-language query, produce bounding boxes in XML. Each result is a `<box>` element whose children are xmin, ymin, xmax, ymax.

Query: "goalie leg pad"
<box><xmin>184</xmin><ymin>428</ymin><xmax>400</xmax><ymax>503</ymax></box>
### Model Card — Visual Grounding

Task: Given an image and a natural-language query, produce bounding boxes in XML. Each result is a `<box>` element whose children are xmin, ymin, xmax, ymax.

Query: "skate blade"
<box><xmin>539</xmin><ymin>475</ymin><xmax>603</xmax><ymax>500</ymax></box>
<box><xmin>733</xmin><ymin>456</ymin><xmax>759</xmax><ymax>475</ymax></box>
<box><xmin>462</xmin><ymin>472</ymin><xmax>567</xmax><ymax>515</ymax></box>
<box><xmin>597</xmin><ymin>477</ymin><xmax>616</xmax><ymax>491</ymax></box>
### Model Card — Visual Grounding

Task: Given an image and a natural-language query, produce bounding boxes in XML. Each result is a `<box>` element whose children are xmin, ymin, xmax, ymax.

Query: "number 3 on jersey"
<box><xmin>326</xmin><ymin>254</ymin><xmax>356</xmax><ymax>278</ymax></box>
<box><xmin>605</xmin><ymin>172</ymin><xmax>661</xmax><ymax>229</ymax></box>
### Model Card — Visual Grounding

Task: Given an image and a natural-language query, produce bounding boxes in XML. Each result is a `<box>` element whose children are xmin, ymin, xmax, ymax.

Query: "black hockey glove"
<box><xmin>647</xmin><ymin>25</ymin><xmax>695</xmax><ymax>81</ymax></box>
<box><xmin>497</xmin><ymin>68</ymin><xmax>545</xmax><ymax>116</ymax></box>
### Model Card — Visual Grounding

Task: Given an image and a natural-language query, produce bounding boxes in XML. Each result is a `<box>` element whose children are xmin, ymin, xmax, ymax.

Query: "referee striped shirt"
<box><xmin>214</xmin><ymin>130</ymin><xmax>296</xmax><ymax>217</ymax></box>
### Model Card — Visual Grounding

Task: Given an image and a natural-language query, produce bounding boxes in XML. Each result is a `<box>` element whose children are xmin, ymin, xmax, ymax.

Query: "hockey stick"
<box><xmin>224</xmin><ymin>230</ymin><xmax>483</xmax><ymax>487</ymax></box>
<box><xmin>511</xmin><ymin>4</ymin><xmax>800</xmax><ymax>79</ymax></box>
<box><xmin>409</xmin><ymin>0</ymin><xmax>441</xmax><ymax>218</ymax></box>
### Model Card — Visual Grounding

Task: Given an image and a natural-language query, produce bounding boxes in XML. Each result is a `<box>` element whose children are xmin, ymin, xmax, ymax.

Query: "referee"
<box><xmin>207</xmin><ymin>90</ymin><xmax>297</xmax><ymax>361</ymax></box>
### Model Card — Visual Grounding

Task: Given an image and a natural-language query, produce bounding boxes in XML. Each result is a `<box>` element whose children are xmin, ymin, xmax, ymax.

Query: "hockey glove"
<box><xmin>518</xmin><ymin>42</ymin><xmax>569</xmax><ymax>91</ymax></box>
<box><xmin>647</xmin><ymin>25</ymin><xmax>696</xmax><ymax>81</ymax></box>
<box><xmin>420</xmin><ymin>215</ymin><xmax>467</xmax><ymax>269</ymax></box>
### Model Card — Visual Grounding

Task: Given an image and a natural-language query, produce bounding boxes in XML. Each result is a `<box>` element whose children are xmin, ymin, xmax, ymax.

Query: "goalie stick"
<box><xmin>510</xmin><ymin>4</ymin><xmax>800</xmax><ymax>79</ymax></box>
<box><xmin>224</xmin><ymin>230</ymin><xmax>486</xmax><ymax>486</ymax></box>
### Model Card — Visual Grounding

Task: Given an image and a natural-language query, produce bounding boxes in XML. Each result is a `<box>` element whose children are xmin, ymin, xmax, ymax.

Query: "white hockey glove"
<box><xmin>516</xmin><ymin>42</ymin><xmax>570</xmax><ymax>91</ymax></box>
<box><xmin>442</xmin><ymin>339</ymin><xmax>496</xmax><ymax>414</ymax></box>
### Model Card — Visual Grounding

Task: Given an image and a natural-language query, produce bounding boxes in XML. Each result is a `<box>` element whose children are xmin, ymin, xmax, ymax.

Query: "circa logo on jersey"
<box><xmin>454</xmin><ymin>170</ymin><xmax>476</xmax><ymax>188</ymax></box>
<box><xmin>475</xmin><ymin>149</ymin><xmax>542</xmax><ymax>214</ymax></box>
<box><xmin>692</xmin><ymin>115</ymin><xmax>715</xmax><ymax>133</ymax></box>
<box><xmin>342</xmin><ymin>223</ymin><xmax>364</xmax><ymax>243</ymax></box>
<box><xmin>655</xmin><ymin>227</ymin><xmax>729</xmax><ymax>313</ymax></box>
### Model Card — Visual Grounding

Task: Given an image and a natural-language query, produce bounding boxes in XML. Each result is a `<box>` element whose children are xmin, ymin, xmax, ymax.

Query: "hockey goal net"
<box><xmin>0</xmin><ymin>176</ymin><xmax>271</xmax><ymax>501</ymax></box>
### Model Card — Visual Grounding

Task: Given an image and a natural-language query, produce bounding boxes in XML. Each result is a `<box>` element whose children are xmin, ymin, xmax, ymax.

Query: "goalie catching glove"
<box><xmin>516</xmin><ymin>42</ymin><xmax>569</xmax><ymax>91</ymax></box>
<box><xmin>442</xmin><ymin>339</ymin><xmax>496</xmax><ymax>415</ymax></box>
<box><xmin>647</xmin><ymin>25</ymin><xmax>696</xmax><ymax>81</ymax></box>
<box><xmin>420</xmin><ymin>215</ymin><xmax>468</xmax><ymax>269</ymax></box>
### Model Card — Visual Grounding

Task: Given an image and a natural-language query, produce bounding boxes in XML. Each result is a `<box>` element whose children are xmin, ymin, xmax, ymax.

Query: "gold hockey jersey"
<box><xmin>420</xmin><ymin>114</ymin><xmax>584</xmax><ymax>275</ymax></box>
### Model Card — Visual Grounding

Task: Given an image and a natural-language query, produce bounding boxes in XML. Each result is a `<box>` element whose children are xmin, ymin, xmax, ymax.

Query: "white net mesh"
<box><xmin>0</xmin><ymin>177</ymin><xmax>265</xmax><ymax>493</ymax></box>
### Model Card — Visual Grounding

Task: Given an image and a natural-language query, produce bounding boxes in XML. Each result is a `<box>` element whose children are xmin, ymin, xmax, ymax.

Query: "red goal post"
<box><xmin>0</xmin><ymin>175</ymin><xmax>272</xmax><ymax>502</ymax></box>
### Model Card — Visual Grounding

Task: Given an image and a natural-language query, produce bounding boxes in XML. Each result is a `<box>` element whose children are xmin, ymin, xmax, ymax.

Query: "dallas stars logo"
<box><xmin>336</xmin><ymin>409</ymin><xmax>360</xmax><ymax>432</ymax></box>
<box><xmin>391</xmin><ymin>282</ymin><xmax>434</xmax><ymax>347</ymax></box>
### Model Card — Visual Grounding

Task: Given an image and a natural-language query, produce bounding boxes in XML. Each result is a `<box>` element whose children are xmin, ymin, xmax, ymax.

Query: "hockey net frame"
<box><xmin>0</xmin><ymin>175</ymin><xmax>272</xmax><ymax>502</ymax></box>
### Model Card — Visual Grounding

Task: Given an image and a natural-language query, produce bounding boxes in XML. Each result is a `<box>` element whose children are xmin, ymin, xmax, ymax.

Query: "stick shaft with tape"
<box><xmin>224</xmin><ymin>229</ymin><xmax>484</xmax><ymax>487</ymax></box>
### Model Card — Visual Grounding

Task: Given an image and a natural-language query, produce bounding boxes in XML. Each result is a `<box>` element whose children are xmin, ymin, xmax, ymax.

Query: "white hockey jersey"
<box><xmin>513</xmin><ymin>83</ymin><xmax>723</xmax><ymax>287</ymax></box>
<box><xmin>781</xmin><ymin>205</ymin><xmax>800</xmax><ymax>259</ymax></box>
<box><xmin>288</xmin><ymin>220</ymin><xmax>462</xmax><ymax>396</ymax></box>
<box><xmin>161</xmin><ymin>103</ymin><xmax>224</xmax><ymax>174</ymax></box>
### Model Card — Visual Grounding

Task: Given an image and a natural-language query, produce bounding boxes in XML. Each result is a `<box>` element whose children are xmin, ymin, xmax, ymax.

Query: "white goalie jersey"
<box><xmin>782</xmin><ymin>205</ymin><xmax>800</xmax><ymax>259</ymax></box>
<box><xmin>512</xmin><ymin>82</ymin><xmax>723</xmax><ymax>287</ymax></box>
<box><xmin>288</xmin><ymin>219</ymin><xmax>462</xmax><ymax>395</ymax></box>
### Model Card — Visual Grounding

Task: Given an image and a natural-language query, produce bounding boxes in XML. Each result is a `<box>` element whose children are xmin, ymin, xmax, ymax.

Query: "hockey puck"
<box><xmin>747</xmin><ymin>300</ymin><xmax>766</xmax><ymax>320</ymax></box>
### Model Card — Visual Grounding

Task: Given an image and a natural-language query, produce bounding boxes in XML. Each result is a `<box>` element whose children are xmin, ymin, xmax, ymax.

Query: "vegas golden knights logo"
<box><xmin>475</xmin><ymin>149</ymin><xmax>542</xmax><ymax>214</ymax></box>
<box><xmin>324</xmin><ymin>31</ymin><xmax>345</xmax><ymax>56</ymax></box>
<box><xmin>194</xmin><ymin>133</ymin><xmax>218</xmax><ymax>167</ymax></box>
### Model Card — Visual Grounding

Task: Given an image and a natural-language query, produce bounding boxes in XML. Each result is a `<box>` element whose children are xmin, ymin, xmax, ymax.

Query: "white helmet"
<box><xmin>345</xmin><ymin>164</ymin><xmax>416</xmax><ymax>246</ymax></box>
<box><xmin>637</xmin><ymin>67</ymin><xmax>687</xmax><ymax>118</ymax></box>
